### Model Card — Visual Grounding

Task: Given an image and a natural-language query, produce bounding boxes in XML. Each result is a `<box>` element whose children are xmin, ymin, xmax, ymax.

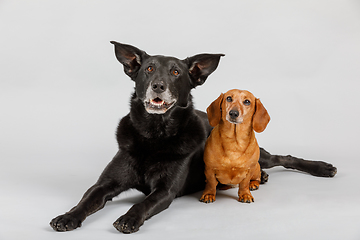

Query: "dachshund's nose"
<box><xmin>151</xmin><ymin>80</ymin><xmax>166</xmax><ymax>93</ymax></box>
<box><xmin>229</xmin><ymin>110</ymin><xmax>239</xmax><ymax>119</ymax></box>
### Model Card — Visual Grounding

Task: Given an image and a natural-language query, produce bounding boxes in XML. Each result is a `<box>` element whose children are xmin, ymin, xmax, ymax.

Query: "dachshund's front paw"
<box><xmin>239</xmin><ymin>193</ymin><xmax>254</xmax><ymax>203</ymax></box>
<box><xmin>50</xmin><ymin>213</ymin><xmax>82</xmax><ymax>232</ymax></box>
<box><xmin>113</xmin><ymin>214</ymin><xmax>143</xmax><ymax>234</ymax></box>
<box><xmin>200</xmin><ymin>194</ymin><xmax>216</xmax><ymax>203</ymax></box>
<box><xmin>249</xmin><ymin>181</ymin><xmax>260</xmax><ymax>191</ymax></box>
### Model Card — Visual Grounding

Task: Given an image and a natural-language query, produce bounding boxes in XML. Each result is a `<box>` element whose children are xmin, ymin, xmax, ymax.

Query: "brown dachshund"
<box><xmin>200</xmin><ymin>89</ymin><xmax>270</xmax><ymax>203</ymax></box>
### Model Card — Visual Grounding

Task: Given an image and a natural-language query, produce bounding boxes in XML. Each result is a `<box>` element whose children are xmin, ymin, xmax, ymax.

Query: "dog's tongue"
<box><xmin>145</xmin><ymin>97</ymin><xmax>175</xmax><ymax>114</ymax></box>
<box><xmin>152</xmin><ymin>97</ymin><xmax>163</xmax><ymax>104</ymax></box>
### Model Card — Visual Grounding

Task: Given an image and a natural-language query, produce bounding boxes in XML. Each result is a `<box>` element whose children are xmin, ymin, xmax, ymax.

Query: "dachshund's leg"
<box><xmin>258</xmin><ymin>148</ymin><xmax>337</xmax><ymax>177</ymax></box>
<box><xmin>249</xmin><ymin>163</ymin><xmax>261</xmax><ymax>191</ymax></box>
<box><xmin>200</xmin><ymin>168</ymin><xmax>218</xmax><ymax>203</ymax></box>
<box><xmin>238</xmin><ymin>171</ymin><xmax>254</xmax><ymax>203</ymax></box>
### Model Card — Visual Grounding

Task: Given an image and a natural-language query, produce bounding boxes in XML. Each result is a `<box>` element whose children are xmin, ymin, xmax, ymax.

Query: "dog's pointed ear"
<box><xmin>110</xmin><ymin>41</ymin><xmax>149</xmax><ymax>80</ymax></box>
<box><xmin>253</xmin><ymin>98</ymin><xmax>270</xmax><ymax>133</ymax></box>
<box><xmin>186</xmin><ymin>53</ymin><xmax>224</xmax><ymax>87</ymax></box>
<box><xmin>206</xmin><ymin>93</ymin><xmax>224</xmax><ymax>127</ymax></box>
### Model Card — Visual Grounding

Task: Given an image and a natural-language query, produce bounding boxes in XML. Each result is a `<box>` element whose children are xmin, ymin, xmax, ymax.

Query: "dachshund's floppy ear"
<box><xmin>206</xmin><ymin>93</ymin><xmax>224</xmax><ymax>127</ymax></box>
<box><xmin>252</xmin><ymin>98</ymin><xmax>270</xmax><ymax>133</ymax></box>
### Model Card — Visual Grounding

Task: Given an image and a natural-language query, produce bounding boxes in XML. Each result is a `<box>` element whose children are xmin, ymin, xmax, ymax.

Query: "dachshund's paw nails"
<box><xmin>113</xmin><ymin>214</ymin><xmax>142</xmax><ymax>234</ymax></box>
<box><xmin>50</xmin><ymin>214</ymin><xmax>82</xmax><ymax>232</ymax></box>
<box><xmin>239</xmin><ymin>194</ymin><xmax>254</xmax><ymax>203</ymax></box>
<box><xmin>249</xmin><ymin>181</ymin><xmax>260</xmax><ymax>191</ymax></box>
<box><xmin>200</xmin><ymin>194</ymin><xmax>216</xmax><ymax>203</ymax></box>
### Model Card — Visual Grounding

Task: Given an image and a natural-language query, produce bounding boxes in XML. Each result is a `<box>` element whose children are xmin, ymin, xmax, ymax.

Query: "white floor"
<box><xmin>1</xmin><ymin>151</ymin><xmax>358</xmax><ymax>240</ymax></box>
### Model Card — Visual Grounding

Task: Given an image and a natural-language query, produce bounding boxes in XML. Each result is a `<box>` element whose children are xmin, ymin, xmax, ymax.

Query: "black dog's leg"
<box><xmin>113</xmin><ymin>183</ymin><xmax>178</xmax><ymax>234</ymax></box>
<box><xmin>258</xmin><ymin>148</ymin><xmax>337</xmax><ymax>177</ymax></box>
<box><xmin>50</xmin><ymin>151</ymin><xmax>133</xmax><ymax>232</ymax></box>
<box><xmin>50</xmin><ymin>181</ymin><xmax>122</xmax><ymax>231</ymax></box>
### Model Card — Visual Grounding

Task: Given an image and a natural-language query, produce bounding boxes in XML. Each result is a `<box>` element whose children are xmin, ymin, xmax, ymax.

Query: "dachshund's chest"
<box><xmin>205</xmin><ymin>130</ymin><xmax>260</xmax><ymax>185</ymax></box>
<box><xmin>211</xmin><ymin>145</ymin><xmax>259</xmax><ymax>185</ymax></box>
<box><xmin>213</xmin><ymin>156</ymin><xmax>252</xmax><ymax>185</ymax></box>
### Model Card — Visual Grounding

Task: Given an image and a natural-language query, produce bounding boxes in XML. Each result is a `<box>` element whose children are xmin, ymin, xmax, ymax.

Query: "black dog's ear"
<box><xmin>110</xmin><ymin>41</ymin><xmax>149</xmax><ymax>80</ymax></box>
<box><xmin>186</xmin><ymin>53</ymin><xmax>225</xmax><ymax>87</ymax></box>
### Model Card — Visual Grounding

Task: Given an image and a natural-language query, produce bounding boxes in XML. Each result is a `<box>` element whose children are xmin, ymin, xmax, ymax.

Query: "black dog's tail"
<box><xmin>258</xmin><ymin>148</ymin><xmax>337</xmax><ymax>179</ymax></box>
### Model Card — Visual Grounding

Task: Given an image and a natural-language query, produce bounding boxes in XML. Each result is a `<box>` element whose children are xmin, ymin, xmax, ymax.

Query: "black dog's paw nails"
<box><xmin>113</xmin><ymin>214</ymin><xmax>142</xmax><ymax>234</ymax></box>
<box><xmin>326</xmin><ymin>164</ymin><xmax>337</xmax><ymax>177</ymax></box>
<box><xmin>50</xmin><ymin>213</ymin><xmax>82</xmax><ymax>232</ymax></box>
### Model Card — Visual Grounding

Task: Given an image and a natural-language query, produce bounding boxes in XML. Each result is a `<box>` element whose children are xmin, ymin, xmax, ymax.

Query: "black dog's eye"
<box><xmin>146</xmin><ymin>66</ymin><xmax>154</xmax><ymax>72</ymax></box>
<box><xmin>226</xmin><ymin>96</ymin><xmax>233</xmax><ymax>102</ymax></box>
<box><xmin>243</xmin><ymin>99</ymin><xmax>251</xmax><ymax>106</ymax></box>
<box><xmin>172</xmin><ymin>70</ymin><xmax>179</xmax><ymax>76</ymax></box>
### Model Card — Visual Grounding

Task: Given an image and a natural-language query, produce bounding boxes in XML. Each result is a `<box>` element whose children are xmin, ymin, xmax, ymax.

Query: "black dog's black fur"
<box><xmin>50</xmin><ymin>42</ymin><xmax>337</xmax><ymax>233</ymax></box>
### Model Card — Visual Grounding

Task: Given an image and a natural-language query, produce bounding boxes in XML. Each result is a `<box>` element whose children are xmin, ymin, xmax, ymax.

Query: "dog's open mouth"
<box><xmin>145</xmin><ymin>97</ymin><xmax>175</xmax><ymax>114</ymax></box>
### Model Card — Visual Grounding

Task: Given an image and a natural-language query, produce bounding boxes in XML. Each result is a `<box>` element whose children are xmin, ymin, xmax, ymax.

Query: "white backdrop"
<box><xmin>1</xmin><ymin>1</ymin><xmax>360</xmax><ymax>239</ymax></box>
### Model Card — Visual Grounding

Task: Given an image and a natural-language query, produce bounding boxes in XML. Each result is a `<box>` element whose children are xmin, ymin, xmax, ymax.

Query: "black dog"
<box><xmin>50</xmin><ymin>42</ymin><xmax>337</xmax><ymax>233</ymax></box>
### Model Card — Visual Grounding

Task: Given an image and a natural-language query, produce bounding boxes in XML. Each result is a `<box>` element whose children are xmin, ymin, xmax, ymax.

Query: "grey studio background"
<box><xmin>1</xmin><ymin>1</ymin><xmax>359</xmax><ymax>240</ymax></box>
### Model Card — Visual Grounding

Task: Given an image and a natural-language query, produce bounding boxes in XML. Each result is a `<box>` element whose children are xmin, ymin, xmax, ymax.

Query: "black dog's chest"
<box><xmin>116</xmin><ymin>113</ymin><xmax>206</xmax><ymax>159</ymax></box>
<box><xmin>134</xmin><ymin>158</ymin><xmax>186</xmax><ymax>196</ymax></box>
<box><xmin>128</xmin><ymin>139</ymin><xmax>193</xmax><ymax>195</ymax></box>
<box><xmin>129</xmin><ymin>134</ymin><xmax>191</xmax><ymax>161</ymax></box>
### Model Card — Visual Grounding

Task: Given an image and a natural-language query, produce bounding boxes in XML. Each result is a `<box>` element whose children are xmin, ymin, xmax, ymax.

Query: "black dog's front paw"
<box><xmin>113</xmin><ymin>214</ymin><xmax>144</xmax><ymax>234</ymax></box>
<box><xmin>50</xmin><ymin>213</ymin><xmax>82</xmax><ymax>232</ymax></box>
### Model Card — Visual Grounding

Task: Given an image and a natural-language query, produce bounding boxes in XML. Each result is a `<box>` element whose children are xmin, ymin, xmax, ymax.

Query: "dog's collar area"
<box><xmin>144</xmin><ymin>98</ymin><xmax>176</xmax><ymax>114</ymax></box>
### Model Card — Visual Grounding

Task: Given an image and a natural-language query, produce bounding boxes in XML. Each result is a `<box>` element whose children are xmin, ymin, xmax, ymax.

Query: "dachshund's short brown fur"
<box><xmin>200</xmin><ymin>89</ymin><xmax>270</xmax><ymax>203</ymax></box>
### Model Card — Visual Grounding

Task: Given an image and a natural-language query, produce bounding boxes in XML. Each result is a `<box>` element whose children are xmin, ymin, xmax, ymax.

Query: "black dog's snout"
<box><xmin>151</xmin><ymin>80</ymin><xmax>166</xmax><ymax>93</ymax></box>
<box><xmin>229</xmin><ymin>110</ymin><xmax>239</xmax><ymax>119</ymax></box>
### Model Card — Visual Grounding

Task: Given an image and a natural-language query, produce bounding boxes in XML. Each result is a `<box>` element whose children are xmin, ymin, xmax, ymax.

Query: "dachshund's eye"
<box><xmin>172</xmin><ymin>70</ymin><xmax>179</xmax><ymax>76</ymax></box>
<box><xmin>226</xmin><ymin>96</ymin><xmax>233</xmax><ymax>102</ymax></box>
<box><xmin>243</xmin><ymin>99</ymin><xmax>251</xmax><ymax>106</ymax></box>
<box><xmin>146</xmin><ymin>66</ymin><xmax>154</xmax><ymax>72</ymax></box>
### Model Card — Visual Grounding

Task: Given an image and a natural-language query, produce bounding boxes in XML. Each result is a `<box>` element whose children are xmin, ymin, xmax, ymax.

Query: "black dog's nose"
<box><xmin>151</xmin><ymin>80</ymin><xmax>166</xmax><ymax>93</ymax></box>
<box><xmin>229</xmin><ymin>110</ymin><xmax>239</xmax><ymax>119</ymax></box>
